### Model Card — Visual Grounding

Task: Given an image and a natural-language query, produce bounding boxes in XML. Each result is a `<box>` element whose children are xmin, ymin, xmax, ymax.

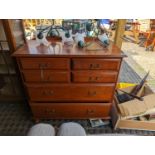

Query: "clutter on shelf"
<box><xmin>34</xmin><ymin>20</ymin><xmax>110</xmax><ymax>49</ymax></box>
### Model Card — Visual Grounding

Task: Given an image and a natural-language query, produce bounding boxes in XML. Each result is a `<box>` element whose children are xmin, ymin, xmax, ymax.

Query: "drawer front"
<box><xmin>72</xmin><ymin>71</ymin><xmax>118</xmax><ymax>83</ymax></box>
<box><xmin>20</xmin><ymin>58</ymin><xmax>70</xmax><ymax>70</ymax></box>
<box><xmin>30</xmin><ymin>103</ymin><xmax>111</xmax><ymax>119</ymax></box>
<box><xmin>72</xmin><ymin>58</ymin><xmax>120</xmax><ymax>70</ymax></box>
<box><xmin>27</xmin><ymin>84</ymin><xmax>115</xmax><ymax>102</ymax></box>
<box><xmin>22</xmin><ymin>70</ymin><xmax>70</xmax><ymax>83</ymax></box>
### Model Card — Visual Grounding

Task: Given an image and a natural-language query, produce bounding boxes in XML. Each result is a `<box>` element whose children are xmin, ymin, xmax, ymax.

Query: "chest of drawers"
<box><xmin>13</xmin><ymin>39</ymin><xmax>124</xmax><ymax>121</ymax></box>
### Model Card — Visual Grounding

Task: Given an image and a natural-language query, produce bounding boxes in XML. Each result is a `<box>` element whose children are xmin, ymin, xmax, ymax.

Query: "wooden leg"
<box><xmin>133</xmin><ymin>30</ymin><xmax>139</xmax><ymax>44</ymax></box>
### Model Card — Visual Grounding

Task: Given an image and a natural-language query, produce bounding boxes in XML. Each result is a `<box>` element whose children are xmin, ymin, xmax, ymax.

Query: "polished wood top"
<box><xmin>13</xmin><ymin>38</ymin><xmax>125</xmax><ymax>58</ymax></box>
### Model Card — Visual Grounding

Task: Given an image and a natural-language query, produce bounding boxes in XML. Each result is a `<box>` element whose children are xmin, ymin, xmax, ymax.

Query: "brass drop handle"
<box><xmin>42</xmin><ymin>90</ymin><xmax>54</xmax><ymax>96</ymax></box>
<box><xmin>96</xmin><ymin>64</ymin><xmax>100</xmax><ymax>68</ymax></box>
<box><xmin>89</xmin><ymin>76</ymin><xmax>92</xmax><ymax>81</ymax></box>
<box><xmin>89</xmin><ymin>64</ymin><xmax>93</xmax><ymax>69</ymax></box>
<box><xmin>40</xmin><ymin>74</ymin><xmax>52</xmax><ymax>81</ymax></box>
<box><xmin>95</xmin><ymin>77</ymin><xmax>99</xmax><ymax>80</ymax></box>
<box><xmin>49</xmin><ymin>90</ymin><xmax>54</xmax><ymax>95</ymax></box>
<box><xmin>47</xmin><ymin>76</ymin><xmax>52</xmax><ymax>81</ymax></box>
<box><xmin>87</xmin><ymin>109</ymin><xmax>95</xmax><ymax>114</ymax></box>
<box><xmin>42</xmin><ymin>91</ymin><xmax>47</xmax><ymax>95</ymax></box>
<box><xmin>40</xmin><ymin>63</ymin><xmax>48</xmax><ymax>81</ymax></box>
<box><xmin>89</xmin><ymin>76</ymin><xmax>99</xmax><ymax>82</ymax></box>
<box><xmin>43</xmin><ymin>76</ymin><xmax>52</xmax><ymax>82</ymax></box>
<box><xmin>45</xmin><ymin>109</ymin><xmax>56</xmax><ymax>114</ymax></box>
<box><xmin>88</xmin><ymin>91</ymin><xmax>97</xmax><ymax>96</ymax></box>
<box><xmin>40</xmin><ymin>69</ymin><xmax>44</xmax><ymax>81</ymax></box>
<box><xmin>89</xmin><ymin>64</ymin><xmax>100</xmax><ymax>69</ymax></box>
<box><xmin>39</xmin><ymin>63</ymin><xmax>48</xmax><ymax>69</ymax></box>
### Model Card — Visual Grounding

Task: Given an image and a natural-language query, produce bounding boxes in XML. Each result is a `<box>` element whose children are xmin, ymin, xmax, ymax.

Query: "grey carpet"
<box><xmin>119</xmin><ymin>61</ymin><xmax>141</xmax><ymax>83</ymax></box>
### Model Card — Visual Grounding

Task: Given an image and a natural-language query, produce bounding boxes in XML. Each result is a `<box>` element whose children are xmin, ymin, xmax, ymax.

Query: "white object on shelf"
<box><xmin>98</xmin><ymin>33</ymin><xmax>109</xmax><ymax>46</ymax></box>
<box><xmin>74</xmin><ymin>32</ymin><xmax>85</xmax><ymax>44</ymax></box>
<box><xmin>36</xmin><ymin>32</ymin><xmax>50</xmax><ymax>46</ymax></box>
<box><xmin>60</xmin><ymin>30</ymin><xmax>74</xmax><ymax>45</ymax></box>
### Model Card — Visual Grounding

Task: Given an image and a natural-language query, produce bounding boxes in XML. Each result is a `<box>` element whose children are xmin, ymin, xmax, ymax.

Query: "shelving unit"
<box><xmin>0</xmin><ymin>64</ymin><xmax>16</xmax><ymax>75</ymax></box>
<box><xmin>150</xmin><ymin>19</ymin><xmax>155</xmax><ymax>31</ymax></box>
<box><xmin>0</xmin><ymin>19</ymin><xmax>25</xmax><ymax>102</ymax></box>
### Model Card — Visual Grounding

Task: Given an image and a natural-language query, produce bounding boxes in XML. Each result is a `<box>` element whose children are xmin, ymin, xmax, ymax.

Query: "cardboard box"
<box><xmin>111</xmin><ymin>85</ymin><xmax>155</xmax><ymax>131</ymax></box>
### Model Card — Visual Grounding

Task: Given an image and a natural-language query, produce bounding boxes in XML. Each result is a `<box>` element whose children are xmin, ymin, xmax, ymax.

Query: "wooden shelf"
<box><xmin>0</xmin><ymin>49</ymin><xmax>10</xmax><ymax>52</ymax></box>
<box><xmin>0</xmin><ymin>91</ymin><xmax>23</xmax><ymax>101</ymax></box>
<box><xmin>0</xmin><ymin>81</ymin><xmax>23</xmax><ymax>98</ymax></box>
<box><xmin>0</xmin><ymin>64</ymin><xmax>16</xmax><ymax>75</ymax></box>
<box><xmin>0</xmin><ymin>64</ymin><xmax>23</xmax><ymax>101</ymax></box>
<box><xmin>0</xmin><ymin>20</ymin><xmax>25</xmax><ymax>102</ymax></box>
<box><xmin>0</xmin><ymin>41</ymin><xmax>9</xmax><ymax>51</ymax></box>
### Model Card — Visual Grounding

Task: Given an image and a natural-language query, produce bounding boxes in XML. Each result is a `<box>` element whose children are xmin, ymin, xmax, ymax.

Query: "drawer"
<box><xmin>27</xmin><ymin>84</ymin><xmax>115</xmax><ymax>102</ymax></box>
<box><xmin>72</xmin><ymin>71</ymin><xmax>118</xmax><ymax>83</ymax></box>
<box><xmin>72</xmin><ymin>58</ymin><xmax>120</xmax><ymax>70</ymax></box>
<box><xmin>20</xmin><ymin>58</ymin><xmax>70</xmax><ymax>70</ymax></box>
<box><xmin>30</xmin><ymin>103</ymin><xmax>111</xmax><ymax>119</ymax></box>
<box><xmin>22</xmin><ymin>70</ymin><xmax>70</xmax><ymax>83</ymax></box>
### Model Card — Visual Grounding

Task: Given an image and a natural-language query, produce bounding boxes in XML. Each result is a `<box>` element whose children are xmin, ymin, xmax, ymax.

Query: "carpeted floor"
<box><xmin>0</xmin><ymin>61</ymin><xmax>155</xmax><ymax>136</ymax></box>
<box><xmin>119</xmin><ymin>61</ymin><xmax>141</xmax><ymax>83</ymax></box>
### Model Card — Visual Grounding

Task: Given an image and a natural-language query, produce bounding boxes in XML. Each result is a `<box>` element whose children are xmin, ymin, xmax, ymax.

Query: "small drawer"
<box><xmin>26</xmin><ymin>84</ymin><xmax>115</xmax><ymax>102</ymax></box>
<box><xmin>20</xmin><ymin>58</ymin><xmax>70</xmax><ymax>70</ymax></box>
<box><xmin>22</xmin><ymin>70</ymin><xmax>70</xmax><ymax>83</ymax></box>
<box><xmin>72</xmin><ymin>58</ymin><xmax>120</xmax><ymax>70</ymax></box>
<box><xmin>30</xmin><ymin>103</ymin><xmax>111</xmax><ymax>119</ymax></box>
<box><xmin>72</xmin><ymin>71</ymin><xmax>118</xmax><ymax>83</ymax></box>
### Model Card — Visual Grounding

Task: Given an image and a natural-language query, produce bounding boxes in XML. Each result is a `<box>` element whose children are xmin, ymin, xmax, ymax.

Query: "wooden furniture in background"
<box><xmin>0</xmin><ymin>19</ymin><xmax>25</xmax><ymax>101</ymax></box>
<box><xmin>13</xmin><ymin>38</ymin><xmax>125</xmax><ymax>120</ymax></box>
<box><xmin>144</xmin><ymin>31</ymin><xmax>155</xmax><ymax>51</ymax></box>
<box><xmin>150</xmin><ymin>19</ymin><xmax>155</xmax><ymax>31</ymax></box>
<box><xmin>114</xmin><ymin>19</ymin><xmax>126</xmax><ymax>48</ymax></box>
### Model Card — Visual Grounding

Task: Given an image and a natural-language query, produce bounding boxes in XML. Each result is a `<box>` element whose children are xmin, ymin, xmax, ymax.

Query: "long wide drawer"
<box><xmin>20</xmin><ymin>58</ymin><xmax>70</xmax><ymax>70</ymax></box>
<box><xmin>72</xmin><ymin>58</ymin><xmax>121</xmax><ymax>70</ymax></box>
<box><xmin>27</xmin><ymin>84</ymin><xmax>115</xmax><ymax>102</ymax></box>
<box><xmin>30</xmin><ymin>103</ymin><xmax>111</xmax><ymax>119</ymax></box>
<box><xmin>22</xmin><ymin>70</ymin><xmax>70</xmax><ymax>83</ymax></box>
<box><xmin>72</xmin><ymin>71</ymin><xmax>118</xmax><ymax>83</ymax></box>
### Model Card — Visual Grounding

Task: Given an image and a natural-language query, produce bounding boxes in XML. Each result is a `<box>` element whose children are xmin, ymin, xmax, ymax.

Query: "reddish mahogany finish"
<box><xmin>13</xmin><ymin>38</ymin><xmax>124</xmax><ymax>120</ymax></box>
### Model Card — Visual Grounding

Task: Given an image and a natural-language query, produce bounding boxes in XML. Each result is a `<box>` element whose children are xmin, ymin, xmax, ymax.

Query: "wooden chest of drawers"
<box><xmin>13</xmin><ymin>39</ymin><xmax>124</xmax><ymax>121</ymax></box>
